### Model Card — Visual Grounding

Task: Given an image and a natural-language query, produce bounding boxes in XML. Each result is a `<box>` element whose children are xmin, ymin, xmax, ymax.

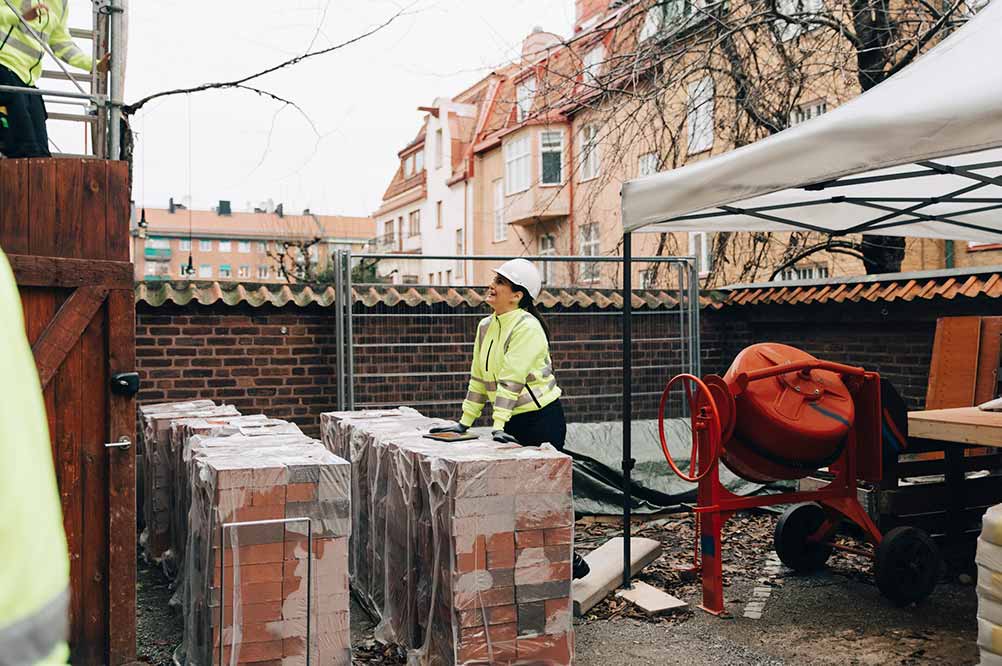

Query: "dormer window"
<box><xmin>516</xmin><ymin>77</ymin><xmax>536</xmax><ymax>122</ymax></box>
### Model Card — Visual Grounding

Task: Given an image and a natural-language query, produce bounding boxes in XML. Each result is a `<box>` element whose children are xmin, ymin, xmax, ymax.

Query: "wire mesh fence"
<box><xmin>329</xmin><ymin>252</ymin><xmax>700</xmax><ymax>427</ymax></box>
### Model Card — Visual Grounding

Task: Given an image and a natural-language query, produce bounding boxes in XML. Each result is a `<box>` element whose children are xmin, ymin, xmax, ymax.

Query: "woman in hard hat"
<box><xmin>431</xmin><ymin>258</ymin><xmax>589</xmax><ymax>578</ymax></box>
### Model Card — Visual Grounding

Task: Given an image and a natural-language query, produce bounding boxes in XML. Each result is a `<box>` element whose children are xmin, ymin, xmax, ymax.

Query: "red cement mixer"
<box><xmin>660</xmin><ymin>343</ymin><xmax>941</xmax><ymax>615</ymax></box>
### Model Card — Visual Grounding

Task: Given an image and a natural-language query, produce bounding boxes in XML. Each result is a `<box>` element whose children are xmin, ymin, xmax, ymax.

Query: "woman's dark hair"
<box><xmin>500</xmin><ymin>275</ymin><xmax>550</xmax><ymax>341</ymax></box>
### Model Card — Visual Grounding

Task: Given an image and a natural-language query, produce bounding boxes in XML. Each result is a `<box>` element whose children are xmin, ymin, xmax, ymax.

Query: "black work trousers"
<box><xmin>0</xmin><ymin>65</ymin><xmax>50</xmax><ymax>158</ymax></box>
<box><xmin>503</xmin><ymin>398</ymin><xmax>566</xmax><ymax>450</ymax></box>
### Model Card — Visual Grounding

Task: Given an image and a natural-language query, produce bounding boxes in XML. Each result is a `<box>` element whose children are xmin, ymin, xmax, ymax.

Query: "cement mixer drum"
<box><xmin>721</xmin><ymin>343</ymin><xmax>855</xmax><ymax>483</ymax></box>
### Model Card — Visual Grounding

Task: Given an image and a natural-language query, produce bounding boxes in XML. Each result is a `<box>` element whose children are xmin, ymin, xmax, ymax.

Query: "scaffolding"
<box><xmin>0</xmin><ymin>0</ymin><xmax>127</xmax><ymax>159</ymax></box>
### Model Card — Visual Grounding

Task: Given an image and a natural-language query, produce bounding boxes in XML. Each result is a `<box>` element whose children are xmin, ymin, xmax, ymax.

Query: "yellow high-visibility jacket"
<box><xmin>0</xmin><ymin>248</ymin><xmax>70</xmax><ymax>665</ymax></box>
<box><xmin>0</xmin><ymin>0</ymin><xmax>93</xmax><ymax>86</ymax></box>
<box><xmin>460</xmin><ymin>307</ymin><xmax>562</xmax><ymax>431</ymax></box>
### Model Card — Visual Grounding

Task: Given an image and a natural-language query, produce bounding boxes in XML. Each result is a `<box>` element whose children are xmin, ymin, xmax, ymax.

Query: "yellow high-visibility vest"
<box><xmin>460</xmin><ymin>307</ymin><xmax>562</xmax><ymax>431</ymax></box>
<box><xmin>0</xmin><ymin>0</ymin><xmax>92</xmax><ymax>86</ymax></box>
<box><xmin>0</xmin><ymin>248</ymin><xmax>70</xmax><ymax>665</ymax></box>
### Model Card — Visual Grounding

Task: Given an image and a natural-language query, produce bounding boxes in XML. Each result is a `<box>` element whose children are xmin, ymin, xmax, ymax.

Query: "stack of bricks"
<box><xmin>138</xmin><ymin>400</ymin><xmax>240</xmax><ymax>563</ymax></box>
<box><xmin>320</xmin><ymin>407</ymin><xmax>574</xmax><ymax>665</ymax></box>
<box><xmin>184</xmin><ymin>434</ymin><xmax>352</xmax><ymax>666</ymax></box>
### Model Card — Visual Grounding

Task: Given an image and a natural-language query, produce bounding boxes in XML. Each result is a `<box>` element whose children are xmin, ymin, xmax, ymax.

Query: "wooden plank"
<box><xmin>79</xmin><ymin>161</ymin><xmax>109</xmax><ymax>261</ymax></box>
<box><xmin>926</xmin><ymin>316</ymin><xmax>982</xmax><ymax>410</ymax></box>
<box><xmin>106</xmin><ymin>289</ymin><xmax>136</xmax><ymax>664</ymax></box>
<box><xmin>8</xmin><ymin>255</ymin><xmax>133</xmax><ymax>289</ymax></box>
<box><xmin>28</xmin><ymin>159</ymin><xmax>59</xmax><ymax>258</ymax></box>
<box><xmin>53</xmin><ymin>159</ymin><xmax>84</xmax><ymax>259</ymax></box>
<box><xmin>976</xmin><ymin>317</ymin><xmax>1002</xmax><ymax>404</ymax></box>
<box><xmin>908</xmin><ymin>408</ymin><xmax>1002</xmax><ymax>446</ymax></box>
<box><xmin>879</xmin><ymin>474</ymin><xmax>1002</xmax><ymax>516</ymax></box>
<box><xmin>32</xmin><ymin>287</ymin><xmax>109</xmax><ymax>390</ymax></box>
<box><xmin>80</xmin><ymin>306</ymin><xmax>109</xmax><ymax>663</ymax></box>
<box><xmin>106</xmin><ymin>162</ymin><xmax>131</xmax><ymax>262</ymax></box>
<box><xmin>0</xmin><ymin>160</ymin><xmax>30</xmax><ymax>254</ymax></box>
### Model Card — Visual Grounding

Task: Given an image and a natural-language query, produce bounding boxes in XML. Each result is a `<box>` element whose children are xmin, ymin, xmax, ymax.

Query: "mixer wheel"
<box><xmin>874</xmin><ymin>526</ymin><xmax>940</xmax><ymax>606</ymax></box>
<box><xmin>774</xmin><ymin>503</ymin><xmax>834</xmax><ymax>572</ymax></box>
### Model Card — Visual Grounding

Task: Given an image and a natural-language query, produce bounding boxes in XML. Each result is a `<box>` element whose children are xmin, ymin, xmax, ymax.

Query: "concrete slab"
<box><xmin>572</xmin><ymin>536</ymin><xmax>662</xmax><ymax>616</ymax></box>
<box><xmin>615</xmin><ymin>580</ymin><xmax>687</xmax><ymax>615</ymax></box>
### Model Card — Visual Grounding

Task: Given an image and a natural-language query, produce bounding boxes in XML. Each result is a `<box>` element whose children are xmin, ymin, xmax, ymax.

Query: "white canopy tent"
<box><xmin>615</xmin><ymin>2</ymin><xmax>1002</xmax><ymax>590</ymax></box>
<box><xmin>621</xmin><ymin>1</ymin><xmax>1002</xmax><ymax>243</ymax></box>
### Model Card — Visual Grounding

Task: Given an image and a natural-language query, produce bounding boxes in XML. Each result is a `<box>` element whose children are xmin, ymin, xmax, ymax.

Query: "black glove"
<box><xmin>492</xmin><ymin>430</ymin><xmax>519</xmax><ymax>444</ymax></box>
<box><xmin>429</xmin><ymin>423</ymin><xmax>468</xmax><ymax>434</ymax></box>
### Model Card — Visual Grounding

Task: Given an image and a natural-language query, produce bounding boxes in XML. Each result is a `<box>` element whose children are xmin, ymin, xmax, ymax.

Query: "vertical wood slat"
<box><xmin>80</xmin><ymin>161</ymin><xmax>109</xmax><ymax>261</ymax></box>
<box><xmin>106</xmin><ymin>162</ymin><xmax>130</xmax><ymax>261</ymax></box>
<box><xmin>28</xmin><ymin>160</ymin><xmax>59</xmax><ymax>258</ymax></box>
<box><xmin>0</xmin><ymin>160</ymin><xmax>31</xmax><ymax>254</ymax></box>
<box><xmin>54</xmin><ymin>160</ymin><xmax>85</xmax><ymax>259</ymax></box>
<box><xmin>107</xmin><ymin>288</ymin><xmax>136</xmax><ymax>664</ymax></box>
<box><xmin>81</xmin><ymin>308</ymin><xmax>110</xmax><ymax>663</ymax></box>
<box><xmin>925</xmin><ymin>316</ymin><xmax>982</xmax><ymax>410</ymax></box>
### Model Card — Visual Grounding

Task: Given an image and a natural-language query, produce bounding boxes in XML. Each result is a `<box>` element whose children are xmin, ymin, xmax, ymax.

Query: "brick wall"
<box><xmin>136</xmin><ymin>293</ymin><xmax>999</xmax><ymax>434</ymax></box>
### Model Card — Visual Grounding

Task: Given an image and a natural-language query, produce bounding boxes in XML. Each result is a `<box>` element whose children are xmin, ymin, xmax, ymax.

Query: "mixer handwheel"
<box><xmin>874</xmin><ymin>526</ymin><xmax>940</xmax><ymax>606</ymax></box>
<box><xmin>774</xmin><ymin>503</ymin><xmax>834</xmax><ymax>572</ymax></box>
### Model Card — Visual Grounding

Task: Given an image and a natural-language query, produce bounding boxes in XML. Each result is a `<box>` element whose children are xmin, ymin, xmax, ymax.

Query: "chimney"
<box><xmin>169</xmin><ymin>197</ymin><xmax>175</xmax><ymax>214</ymax></box>
<box><xmin>574</xmin><ymin>0</ymin><xmax>610</xmax><ymax>32</ymax></box>
<box><xmin>303</xmin><ymin>208</ymin><xmax>311</xmax><ymax>216</ymax></box>
<box><xmin>521</xmin><ymin>26</ymin><xmax>561</xmax><ymax>63</ymax></box>
<box><xmin>276</xmin><ymin>203</ymin><xmax>284</xmax><ymax>218</ymax></box>
<box><xmin>217</xmin><ymin>200</ymin><xmax>232</xmax><ymax>216</ymax></box>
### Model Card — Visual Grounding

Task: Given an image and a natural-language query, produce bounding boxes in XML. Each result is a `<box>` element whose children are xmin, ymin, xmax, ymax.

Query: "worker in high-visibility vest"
<box><xmin>431</xmin><ymin>258</ymin><xmax>589</xmax><ymax>578</ymax></box>
<box><xmin>0</xmin><ymin>247</ymin><xmax>71</xmax><ymax>664</ymax></box>
<box><xmin>0</xmin><ymin>1</ymin><xmax>110</xmax><ymax>157</ymax></box>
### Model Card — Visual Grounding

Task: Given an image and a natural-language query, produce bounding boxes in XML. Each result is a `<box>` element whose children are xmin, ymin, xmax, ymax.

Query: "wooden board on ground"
<box><xmin>908</xmin><ymin>407</ymin><xmax>1002</xmax><ymax>447</ymax></box>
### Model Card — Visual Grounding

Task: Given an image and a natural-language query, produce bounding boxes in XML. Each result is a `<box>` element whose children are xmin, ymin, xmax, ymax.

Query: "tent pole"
<box><xmin>622</xmin><ymin>231</ymin><xmax>633</xmax><ymax>588</ymax></box>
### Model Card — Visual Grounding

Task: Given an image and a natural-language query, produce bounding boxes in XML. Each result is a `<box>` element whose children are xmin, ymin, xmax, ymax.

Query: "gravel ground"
<box><xmin>140</xmin><ymin>510</ymin><xmax>980</xmax><ymax>665</ymax></box>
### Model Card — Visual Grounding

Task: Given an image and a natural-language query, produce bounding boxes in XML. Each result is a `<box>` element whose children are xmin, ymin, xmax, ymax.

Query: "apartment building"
<box><xmin>377</xmin><ymin>0</ymin><xmax>997</xmax><ymax>289</ymax></box>
<box><xmin>132</xmin><ymin>202</ymin><xmax>374</xmax><ymax>283</ymax></box>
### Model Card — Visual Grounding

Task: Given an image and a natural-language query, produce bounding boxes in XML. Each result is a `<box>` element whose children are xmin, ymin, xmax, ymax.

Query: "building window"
<box><xmin>579</xmin><ymin>124</ymin><xmax>600</xmax><ymax>181</ymax></box>
<box><xmin>516</xmin><ymin>77</ymin><xmax>536</xmax><ymax>122</ymax></box>
<box><xmin>408</xmin><ymin>210</ymin><xmax>420</xmax><ymax>236</ymax></box>
<box><xmin>144</xmin><ymin>263</ymin><xmax>156</xmax><ymax>275</ymax></box>
<box><xmin>198</xmin><ymin>264</ymin><xmax>212</xmax><ymax>278</ymax></box>
<box><xmin>436</xmin><ymin>201</ymin><xmax>443</xmax><ymax>229</ymax></box>
<box><xmin>218</xmin><ymin>240</ymin><xmax>231</xmax><ymax>252</ymax></box>
<box><xmin>580</xmin><ymin>224</ymin><xmax>600</xmax><ymax>282</ymax></box>
<box><xmin>179</xmin><ymin>263</ymin><xmax>189</xmax><ymax>278</ymax></box>
<box><xmin>219</xmin><ymin>264</ymin><xmax>232</xmax><ymax>278</ymax></box>
<box><xmin>539</xmin><ymin>234</ymin><xmax>556</xmax><ymax>285</ymax></box>
<box><xmin>493</xmin><ymin>179</ymin><xmax>507</xmax><ymax>242</ymax></box>
<box><xmin>180</xmin><ymin>239</ymin><xmax>191</xmax><ymax>251</ymax></box>
<box><xmin>199</xmin><ymin>239</ymin><xmax>213</xmax><ymax>252</ymax></box>
<box><xmin>687</xmin><ymin>77</ymin><xmax>714</xmax><ymax>155</ymax></box>
<box><xmin>776</xmin><ymin>0</ymin><xmax>824</xmax><ymax>41</ymax></box>
<box><xmin>403</xmin><ymin>154</ymin><xmax>414</xmax><ymax>177</ymax></box>
<box><xmin>789</xmin><ymin>99</ymin><xmax>828</xmax><ymax>126</ymax></box>
<box><xmin>146</xmin><ymin>236</ymin><xmax>169</xmax><ymax>249</ymax></box>
<box><xmin>638</xmin><ymin>152</ymin><xmax>658</xmax><ymax>177</ymax></box>
<box><xmin>583</xmin><ymin>45</ymin><xmax>604</xmax><ymax>85</ymax></box>
<box><xmin>428</xmin><ymin>273</ymin><xmax>435</xmax><ymax>284</ymax></box>
<box><xmin>689</xmin><ymin>232</ymin><xmax>712</xmax><ymax>277</ymax></box>
<box><xmin>238</xmin><ymin>265</ymin><xmax>250</xmax><ymax>278</ymax></box>
<box><xmin>446</xmin><ymin>269</ymin><xmax>452</xmax><ymax>284</ymax></box>
<box><xmin>383</xmin><ymin>219</ymin><xmax>394</xmax><ymax>240</ymax></box>
<box><xmin>238</xmin><ymin>240</ymin><xmax>251</xmax><ymax>253</ymax></box>
<box><xmin>455</xmin><ymin>228</ymin><xmax>464</xmax><ymax>277</ymax></box>
<box><xmin>435</xmin><ymin>128</ymin><xmax>444</xmax><ymax>169</ymax></box>
<box><xmin>777</xmin><ymin>263</ymin><xmax>830</xmax><ymax>281</ymax></box>
<box><xmin>640</xmin><ymin>0</ymin><xmax>699</xmax><ymax>40</ymax></box>
<box><xmin>257</xmin><ymin>265</ymin><xmax>270</xmax><ymax>279</ymax></box>
<box><xmin>415</xmin><ymin>149</ymin><xmax>424</xmax><ymax>172</ymax></box>
<box><xmin>641</xmin><ymin>266</ymin><xmax>658</xmax><ymax>288</ymax></box>
<box><xmin>540</xmin><ymin>130</ymin><xmax>564</xmax><ymax>185</ymax></box>
<box><xmin>504</xmin><ymin>135</ymin><xmax>531</xmax><ymax>194</ymax></box>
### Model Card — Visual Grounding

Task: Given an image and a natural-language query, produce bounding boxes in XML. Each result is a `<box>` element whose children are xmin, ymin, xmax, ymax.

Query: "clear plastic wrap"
<box><xmin>183</xmin><ymin>435</ymin><xmax>351</xmax><ymax>665</ymax></box>
<box><xmin>138</xmin><ymin>401</ymin><xmax>240</xmax><ymax>562</ymax></box>
<box><xmin>320</xmin><ymin>408</ymin><xmax>574</xmax><ymax>665</ymax></box>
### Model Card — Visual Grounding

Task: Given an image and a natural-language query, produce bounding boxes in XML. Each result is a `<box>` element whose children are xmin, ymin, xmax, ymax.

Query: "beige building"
<box><xmin>132</xmin><ymin>202</ymin><xmax>374</xmax><ymax>283</ymax></box>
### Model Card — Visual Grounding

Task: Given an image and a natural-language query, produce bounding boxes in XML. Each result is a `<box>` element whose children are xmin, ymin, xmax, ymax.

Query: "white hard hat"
<box><xmin>494</xmin><ymin>258</ymin><xmax>541</xmax><ymax>300</ymax></box>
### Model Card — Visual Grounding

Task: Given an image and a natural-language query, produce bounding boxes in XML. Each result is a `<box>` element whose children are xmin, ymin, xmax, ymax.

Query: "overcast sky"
<box><xmin>49</xmin><ymin>1</ymin><xmax>575</xmax><ymax>217</ymax></box>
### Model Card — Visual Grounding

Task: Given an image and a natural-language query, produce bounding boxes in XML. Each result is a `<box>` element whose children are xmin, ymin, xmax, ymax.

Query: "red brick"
<box><xmin>285</xmin><ymin>483</ymin><xmax>317</xmax><ymax>502</ymax></box>
<box><xmin>251</xmin><ymin>486</ymin><xmax>287</xmax><ymax>506</ymax></box>
<box><xmin>515</xmin><ymin>530</ymin><xmax>545</xmax><ymax>549</ymax></box>
<box><xmin>543</xmin><ymin>526</ymin><xmax>573</xmax><ymax>545</ymax></box>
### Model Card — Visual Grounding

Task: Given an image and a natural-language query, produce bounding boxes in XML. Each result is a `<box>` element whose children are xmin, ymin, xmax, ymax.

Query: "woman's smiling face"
<box><xmin>486</xmin><ymin>273</ymin><xmax>520</xmax><ymax>312</ymax></box>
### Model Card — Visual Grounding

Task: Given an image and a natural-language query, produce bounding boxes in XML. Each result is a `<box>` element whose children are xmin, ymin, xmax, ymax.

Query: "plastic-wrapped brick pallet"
<box><xmin>978</xmin><ymin>505</ymin><xmax>1002</xmax><ymax>663</ymax></box>
<box><xmin>183</xmin><ymin>434</ymin><xmax>351</xmax><ymax>666</ymax></box>
<box><xmin>320</xmin><ymin>407</ymin><xmax>575</xmax><ymax>665</ymax></box>
<box><xmin>138</xmin><ymin>400</ymin><xmax>238</xmax><ymax>562</ymax></box>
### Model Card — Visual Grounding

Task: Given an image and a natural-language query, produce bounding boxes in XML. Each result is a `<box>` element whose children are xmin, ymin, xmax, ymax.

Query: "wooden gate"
<box><xmin>0</xmin><ymin>158</ymin><xmax>136</xmax><ymax>664</ymax></box>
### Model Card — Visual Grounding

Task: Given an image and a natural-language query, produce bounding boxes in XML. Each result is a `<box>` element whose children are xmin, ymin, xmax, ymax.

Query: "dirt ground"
<box><xmin>138</xmin><ymin>510</ymin><xmax>979</xmax><ymax>665</ymax></box>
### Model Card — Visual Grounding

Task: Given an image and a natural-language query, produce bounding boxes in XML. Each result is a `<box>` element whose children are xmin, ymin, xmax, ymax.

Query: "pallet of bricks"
<box><xmin>978</xmin><ymin>504</ymin><xmax>1002</xmax><ymax>665</ymax></box>
<box><xmin>138</xmin><ymin>401</ymin><xmax>352</xmax><ymax>665</ymax></box>
<box><xmin>320</xmin><ymin>407</ymin><xmax>574</xmax><ymax>665</ymax></box>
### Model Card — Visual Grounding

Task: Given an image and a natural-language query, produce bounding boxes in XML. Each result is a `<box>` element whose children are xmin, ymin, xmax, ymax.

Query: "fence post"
<box><xmin>333</xmin><ymin>249</ymin><xmax>345</xmax><ymax>410</ymax></box>
<box><xmin>344</xmin><ymin>250</ymin><xmax>355</xmax><ymax>410</ymax></box>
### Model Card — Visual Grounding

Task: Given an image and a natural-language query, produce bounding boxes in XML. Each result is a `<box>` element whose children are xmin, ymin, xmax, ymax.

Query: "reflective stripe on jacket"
<box><xmin>460</xmin><ymin>307</ymin><xmax>561</xmax><ymax>431</ymax></box>
<box><xmin>0</xmin><ymin>248</ymin><xmax>71</xmax><ymax>665</ymax></box>
<box><xmin>0</xmin><ymin>0</ymin><xmax>92</xmax><ymax>86</ymax></box>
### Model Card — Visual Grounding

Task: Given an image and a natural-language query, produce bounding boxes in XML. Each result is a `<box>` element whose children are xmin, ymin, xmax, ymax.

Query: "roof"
<box><xmin>139</xmin><ymin>208</ymin><xmax>374</xmax><ymax>241</ymax></box>
<box><xmin>621</xmin><ymin>1</ymin><xmax>1002</xmax><ymax>243</ymax></box>
<box><xmin>716</xmin><ymin>265</ymin><xmax>1002</xmax><ymax>307</ymax></box>
<box><xmin>135</xmin><ymin>281</ymin><xmax>688</xmax><ymax>310</ymax></box>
